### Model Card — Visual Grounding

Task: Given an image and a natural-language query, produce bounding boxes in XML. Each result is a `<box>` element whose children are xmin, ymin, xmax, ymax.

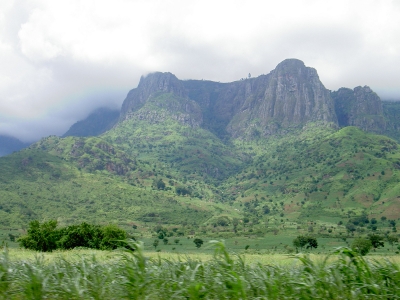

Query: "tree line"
<box><xmin>18</xmin><ymin>220</ymin><xmax>128</xmax><ymax>252</ymax></box>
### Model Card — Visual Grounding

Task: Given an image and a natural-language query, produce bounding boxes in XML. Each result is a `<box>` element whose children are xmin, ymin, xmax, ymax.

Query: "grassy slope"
<box><xmin>0</xmin><ymin>93</ymin><xmax>400</xmax><ymax>235</ymax></box>
<box><xmin>222</xmin><ymin>125</ymin><xmax>400</xmax><ymax>225</ymax></box>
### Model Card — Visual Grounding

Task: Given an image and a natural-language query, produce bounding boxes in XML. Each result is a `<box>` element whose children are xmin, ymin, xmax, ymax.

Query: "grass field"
<box><xmin>2</xmin><ymin>241</ymin><xmax>400</xmax><ymax>299</ymax></box>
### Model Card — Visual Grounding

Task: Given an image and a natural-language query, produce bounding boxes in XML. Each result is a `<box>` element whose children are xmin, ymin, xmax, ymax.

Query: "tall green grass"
<box><xmin>1</xmin><ymin>241</ymin><xmax>400</xmax><ymax>299</ymax></box>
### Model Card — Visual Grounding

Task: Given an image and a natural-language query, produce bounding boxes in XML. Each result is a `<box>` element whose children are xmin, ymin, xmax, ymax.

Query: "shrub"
<box><xmin>18</xmin><ymin>220</ymin><xmax>59</xmax><ymax>252</ymax></box>
<box><xmin>19</xmin><ymin>220</ymin><xmax>127</xmax><ymax>251</ymax></box>
<box><xmin>351</xmin><ymin>238</ymin><xmax>372</xmax><ymax>255</ymax></box>
<box><xmin>193</xmin><ymin>238</ymin><xmax>204</xmax><ymax>248</ymax></box>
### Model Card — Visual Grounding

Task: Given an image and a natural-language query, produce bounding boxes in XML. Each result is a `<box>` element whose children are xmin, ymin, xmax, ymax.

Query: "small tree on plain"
<box><xmin>193</xmin><ymin>238</ymin><xmax>204</xmax><ymax>248</ymax></box>
<box><xmin>387</xmin><ymin>235</ymin><xmax>398</xmax><ymax>250</ymax></box>
<box><xmin>153</xmin><ymin>239</ymin><xmax>159</xmax><ymax>249</ymax></box>
<box><xmin>352</xmin><ymin>238</ymin><xmax>372</xmax><ymax>256</ymax></box>
<box><xmin>293</xmin><ymin>235</ymin><xmax>308</xmax><ymax>252</ymax></box>
<box><xmin>306</xmin><ymin>237</ymin><xmax>318</xmax><ymax>250</ymax></box>
<box><xmin>368</xmin><ymin>234</ymin><xmax>384</xmax><ymax>251</ymax></box>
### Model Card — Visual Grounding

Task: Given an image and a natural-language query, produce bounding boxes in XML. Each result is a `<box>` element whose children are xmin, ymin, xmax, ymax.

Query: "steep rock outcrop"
<box><xmin>332</xmin><ymin>86</ymin><xmax>386</xmax><ymax>133</ymax></box>
<box><xmin>382</xmin><ymin>101</ymin><xmax>400</xmax><ymax>141</ymax></box>
<box><xmin>225</xmin><ymin>59</ymin><xmax>337</xmax><ymax>137</ymax></box>
<box><xmin>183</xmin><ymin>59</ymin><xmax>337</xmax><ymax>139</ymax></box>
<box><xmin>120</xmin><ymin>72</ymin><xmax>202</xmax><ymax>127</ymax></box>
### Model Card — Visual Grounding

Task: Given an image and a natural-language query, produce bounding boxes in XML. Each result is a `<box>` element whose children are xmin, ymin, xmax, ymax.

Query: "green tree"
<box><xmin>193</xmin><ymin>238</ymin><xmax>204</xmax><ymax>248</ymax></box>
<box><xmin>163</xmin><ymin>237</ymin><xmax>169</xmax><ymax>245</ymax></box>
<box><xmin>18</xmin><ymin>220</ymin><xmax>59</xmax><ymax>252</ymax></box>
<box><xmin>156</xmin><ymin>179</ymin><xmax>165</xmax><ymax>190</ymax></box>
<box><xmin>351</xmin><ymin>238</ymin><xmax>372</xmax><ymax>256</ymax></box>
<box><xmin>368</xmin><ymin>234</ymin><xmax>384</xmax><ymax>251</ymax></box>
<box><xmin>293</xmin><ymin>235</ymin><xmax>308</xmax><ymax>251</ymax></box>
<box><xmin>293</xmin><ymin>235</ymin><xmax>318</xmax><ymax>252</ymax></box>
<box><xmin>387</xmin><ymin>235</ymin><xmax>398</xmax><ymax>250</ymax></box>
<box><xmin>99</xmin><ymin>224</ymin><xmax>127</xmax><ymax>250</ymax></box>
<box><xmin>306</xmin><ymin>237</ymin><xmax>318</xmax><ymax>250</ymax></box>
<box><xmin>153</xmin><ymin>239</ymin><xmax>159</xmax><ymax>249</ymax></box>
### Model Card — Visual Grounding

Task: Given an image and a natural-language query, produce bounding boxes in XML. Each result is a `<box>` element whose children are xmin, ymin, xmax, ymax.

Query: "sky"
<box><xmin>1</xmin><ymin>0</ymin><xmax>400</xmax><ymax>142</ymax></box>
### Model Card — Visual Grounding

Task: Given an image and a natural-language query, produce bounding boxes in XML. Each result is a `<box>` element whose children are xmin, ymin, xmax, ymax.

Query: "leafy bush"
<box><xmin>19</xmin><ymin>220</ymin><xmax>127</xmax><ymax>251</ymax></box>
<box><xmin>293</xmin><ymin>235</ymin><xmax>318</xmax><ymax>251</ymax></box>
<box><xmin>351</xmin><ymin>238</ymin><xmax>372</xmax><ymax>255</ymax></box>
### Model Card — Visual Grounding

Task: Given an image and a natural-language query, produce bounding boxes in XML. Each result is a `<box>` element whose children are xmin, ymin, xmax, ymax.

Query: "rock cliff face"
<box><xmin>332</xmin><ymin>86</ymin><xmax>386</xmax><ymax>133</ymax></box>
<box><xmin>225</xmin><ymin>59</ymin><xmax>337</xmax><ymax>137</ymax></box>
<box><xmin>186</xmin><ymin>59</ymin><xmax>337</xmax><ymax>138</ymax></box>
<box><xmin>120</xmin><ymin>72</ymin><xmax>202</xmax><ymax>127</ymax></box>
<box><xmin>383</xmin><ymin>101</ymin><xmax>400</xmax><ymax>141</ymax></box>
<box><xmin>116</xmin><ymin>59</ymin><xmax>390</xmax><ymax>140</ymax></box>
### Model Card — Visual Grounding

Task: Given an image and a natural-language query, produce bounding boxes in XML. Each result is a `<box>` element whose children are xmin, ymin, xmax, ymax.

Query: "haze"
<box><xmin>1</xmin><ymin>0</ymin><xmax>399</xmax><ymax>142</ymax></box>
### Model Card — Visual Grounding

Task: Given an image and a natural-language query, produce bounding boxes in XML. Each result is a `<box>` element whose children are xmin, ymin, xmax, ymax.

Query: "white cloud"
<box><xmin>0</xmin><ymin>0</ymin><xmax>399</xmax><ymax>141</ymax></box>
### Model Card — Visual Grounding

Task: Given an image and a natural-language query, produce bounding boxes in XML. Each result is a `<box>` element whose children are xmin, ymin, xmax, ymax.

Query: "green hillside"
<box><xmin>222</xmin><ymin>125</ymin><xmax>400</xmax><ymax>225</ymax></box>
<box><xmin>1</xmin><ymin>120</ymin><xmax>400</xmax><ymax>235</ymax></box>
<box><xmin>1</xmin><ymin>72</ymin><xmax>400</xmax><ymax>238</ymax></box>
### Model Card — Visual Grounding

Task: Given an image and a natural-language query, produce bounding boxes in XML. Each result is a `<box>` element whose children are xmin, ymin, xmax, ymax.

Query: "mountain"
<box><xmin>0</xmin><ymin>135</ymin><xmax>30</xmax><ymax>157</ymax></box>
<box><xmin>332</xmin><ymin>86</ymin><xmax>386</xmax><ymax>134</ymax></box>
<box><xmin>181</xmin><ymin>59</ymin><xmax>337</xmax><ymax>139</ymax></box>
<box><xmin>382</xmin><ymin>101</ymin><xmax>400</xmax><ymax>142</ymax></box>
<box><xmin>1</xmin><ymin>58</ymin><xmax>400</xmax><ymax>234</ymax></box>
<box><xmin>62</xmin><ymin>107</ymin><xmax>119</xmax><ymax>137</ymax></box>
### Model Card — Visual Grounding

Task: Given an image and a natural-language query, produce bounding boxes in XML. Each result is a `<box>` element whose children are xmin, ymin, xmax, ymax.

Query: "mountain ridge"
<box><xmin>1</xmin><ymin>58</ymin><xmax>400</xmax><ymax>234</ymax></box>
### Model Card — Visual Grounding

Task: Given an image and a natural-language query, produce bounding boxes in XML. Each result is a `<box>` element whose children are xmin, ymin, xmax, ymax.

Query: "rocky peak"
<box><xmin>332</xmin><ymin>86</ymin><xmax>385</xmax><ymax>133</ymax></box>
<box><xmin>120</xmin><ymin>72</ymin><xmax>187</xmax><ymax>120</ymax></box>
<box><xmin>137</xmin><ymin>72</ymin><xmax>187</xmax><ymax>98</ymax></box>
<box><xmin>226</xmin><ymin>59</ymin><xmax>337</xmax><ymax>137</ymax></box>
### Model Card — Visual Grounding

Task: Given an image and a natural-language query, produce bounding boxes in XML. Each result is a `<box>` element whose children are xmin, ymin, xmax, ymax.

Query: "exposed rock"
<box><xmin>382</xmin><ymin>101</ymin><xmax>400</xmax><ymax>142</ymax></box>
<box><xmin>117</xmin><ymin>59</ymin><xmax>391</xmax><ymax>140</ymax></box>
<box><xmin>226</xmin><ymin>59</ymin><xmax>337</xmax><ymax>137</ymax></box>
<box><xmin>120</xmin><ymin>73</ymin><xmax>202</xmax><ymax>127</ymax></box>
<box><xmin>183</xmin><ymin>59</ymin><xmax>337</xmax><ymax>138</ymax></box>
<box><xmin>332</xmin><ymin>86</ymin><xmax>386</xmax><ymax>133</ymax></box>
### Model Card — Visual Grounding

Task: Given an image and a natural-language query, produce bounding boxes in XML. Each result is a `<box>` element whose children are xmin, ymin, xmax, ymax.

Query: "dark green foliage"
<box><xmin>293</xmin><ymin>235</ymin><xmax>308</xmax><ymax>251</ymax></box>
<box><xmin>293</xmin><ymin>235</ymin><xmax>318</xmax><ymax>251</ymax></box>
<box><xmin>351</xmin><ymin>238</ymin><xmax>372</xmax><ymax>255</ymax></box>
<box><xmin>387</xmin><ymin>234</ymin><xmax>398</xmax><ymax>249</ymax></box>
<box><xmin>193</xmin><ymin>238</ymin><xmax>204</xmax><ymax>248</ymax></box>
<box><xmin>306</xmin><ymin>237</ymin><xmax>318</xmax><ymax>250</ymax></box>
<box><xmin>156</xmin><ymin>179</ymin><xmax>165</xmax><ymax>190</ymax></box>
<box><xmin>19</xmin><ymin>220</ymin><xmax>127</xmax><ymax>251</ymax></box>
<box><xmin>368</xmin><ymin>234</ymin><xmax>384</xmax><ymax>251</ymax></box>
<box><xmin>175</xmin><ymin>185</ymin><xmax>191</xmax><ymax>196</ymax></box>
<box><xmin>153</xmin><ymin>239</ymin><xmax>159</xmax><ymax>249</ymax></box>
<box><xmin>18</xmin><ymin>220</ymin><xmax>59</xmax><ymax>252</ymax></box>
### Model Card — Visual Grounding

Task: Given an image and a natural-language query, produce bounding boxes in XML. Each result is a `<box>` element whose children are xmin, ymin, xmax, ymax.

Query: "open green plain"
<box><xmin>1</xmin><ymin>241</ymin><xmax>400</xmax><ymax>299</ymax></box>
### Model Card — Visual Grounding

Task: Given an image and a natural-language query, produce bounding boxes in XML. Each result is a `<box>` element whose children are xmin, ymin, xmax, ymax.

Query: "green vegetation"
<box><xmin>18</xmin><ymin>220</ymin><xmax>127</xmax><ymax>251</ymax></box>
<box><xmin>1</xmin><ymin>91</ymin><xmax>400</xmax><ymax>247</ymax></box>
<box><xmin>351</xmin><ymin>238</ymin><xmax>373</xmax><ymax>255</ymax></box>
<box><xmin>293</xmin><ymin>235</ymin><xmax>318</xmax><ymax>252</ymax></box>
<box><xmin>1</xmin><ymin>242</ymin><xmax>400</xmax><ymax>299</ymax></box>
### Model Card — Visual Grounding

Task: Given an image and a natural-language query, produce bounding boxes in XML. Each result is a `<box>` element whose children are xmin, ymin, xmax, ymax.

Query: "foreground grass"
<box><xmin>1</xmin><ymin>241</ymin><xmax>400</xmax><ymax>299</ymax></box>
